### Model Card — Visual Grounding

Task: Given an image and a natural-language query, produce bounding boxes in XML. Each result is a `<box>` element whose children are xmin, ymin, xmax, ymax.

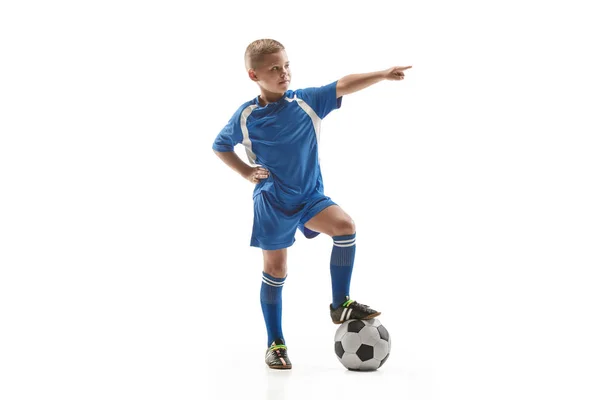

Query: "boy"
<box><xmin>212</xmin><ymin>38</ymin><xmax>411</xmax><ymax>369</ymax></box>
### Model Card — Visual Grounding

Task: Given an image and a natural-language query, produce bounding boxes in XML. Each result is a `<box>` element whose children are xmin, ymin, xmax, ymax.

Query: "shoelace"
<box><xmin>344</xmin><ymin>299</ymin><xmax>372</xmax><ymax>312</ymax></box>
<box><xmin>269</xmin><ymin>344</ymin><xmax>287</xmax><ymax>354</ymax></box>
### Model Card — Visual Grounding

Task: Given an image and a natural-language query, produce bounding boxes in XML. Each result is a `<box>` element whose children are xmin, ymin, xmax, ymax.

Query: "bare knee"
<box><xmin>264</xmin><ymin>262</ymin><xmax>287</xmax><ymax>278</ymax></box>
<box><xmin>263</xmin><ymin>250</ymin><xmax>287</xmax><ymax>278</ymax></box>
<box><xmin>331</xmin><ymin>217</ymin><xmax>355</xmax><ymax>237</ymax></box>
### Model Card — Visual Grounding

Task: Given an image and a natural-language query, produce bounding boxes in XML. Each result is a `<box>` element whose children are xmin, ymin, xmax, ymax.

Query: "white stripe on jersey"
<box><xmin>240</xmin><ymin>104</ymin><xmax>259</xmax><ymax>165</ymax></box>
<box><xmin>288</xmin><ymin>95</ymin><xmax>322</xmax><ymax>146</ymax></box>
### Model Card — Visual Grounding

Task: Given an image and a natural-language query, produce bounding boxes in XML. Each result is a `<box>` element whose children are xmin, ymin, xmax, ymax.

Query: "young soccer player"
<box><xmin>212</xmin><ymin>39</ymin><xmax>411</xmax><ymax>369</ymax></box>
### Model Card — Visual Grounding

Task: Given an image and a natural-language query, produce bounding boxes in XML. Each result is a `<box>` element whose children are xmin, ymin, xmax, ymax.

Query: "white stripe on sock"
<box><xmin>334</xmin><ymin>238</ymin><xmax>356</xmax><ymax>244</ymax></box>
<box><xmin>333</xmin><ymin>242</ymin><xmax>356</xmax><ymax>247</ymax></box>
<box><xmin>262</xmin><ymin>276</ymin><xmax>285</xmax><ymax>287</ymax></box>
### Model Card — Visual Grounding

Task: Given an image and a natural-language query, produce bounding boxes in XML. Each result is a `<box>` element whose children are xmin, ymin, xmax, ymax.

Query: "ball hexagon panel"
<box><xmin>341</xmin><ymin>353</ymin><xmax>362</xmax><ymax>370</ymax></box>
<box><xmin>367</xmin><ymin>319</ymin><xmax>382</xmax><ymax>328</ymax></box>
<box><xmin>334</xmin><ymin>324</ymin><xmax>347</xmax><ymax>343</ymax></box>
<box><xmin>358</xmin><ymin>326</ymin><xmax>380</xmax><ymax>346</ymax></box>
<box><xmin>341</xmin><ymin>332</ymin><xmax>362</xmax><ymax>353</ymax></box>
<box><xmin>373</xmin><ymin>340</ymin><xmax>389</xmax><ymax>361</ymax></box>
<box><xmin>359</xmin><ymin>358</ymin><xmax>381</xmax><ymax>371</ymax></box>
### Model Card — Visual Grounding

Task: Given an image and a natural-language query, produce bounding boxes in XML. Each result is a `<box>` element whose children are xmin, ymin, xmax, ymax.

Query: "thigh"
<box><xmin>303</xmin><ymin>205</ymin><xmax>355</xmax><ymax>237</ymax></box>
<box><xmin>262</xmin><ymin>248</ymin><xmax>287</xmax><ymax>278</ymax></box>
<box><xmin>297</xmin><ymin>194</ymin><xmax>337</xmax><ymax>239</ymax></box>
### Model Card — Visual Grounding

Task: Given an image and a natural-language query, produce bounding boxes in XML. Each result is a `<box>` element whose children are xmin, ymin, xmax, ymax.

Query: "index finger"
<box><xmin>398</xmin><ymin>66</ymin><xmax>412</xmax><ymax>71</ymax></box>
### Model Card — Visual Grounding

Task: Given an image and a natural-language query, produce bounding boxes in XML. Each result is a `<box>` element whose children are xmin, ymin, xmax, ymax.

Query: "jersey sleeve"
<box><xmin>295</xmin><ymin>81</ymin><xmax>342</xmax><ymax>119</ymax></box>
<box><xmin>212</xmin><ymin>113</ymin><xmax>243</xmax><ymax>152</ymax></box>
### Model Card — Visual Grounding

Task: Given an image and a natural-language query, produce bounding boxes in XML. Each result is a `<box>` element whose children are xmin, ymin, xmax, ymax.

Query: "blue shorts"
<box><xmin>251</xmin><ymin>191</ymin><xmax>336</xmax><ymax>250</ymax></box>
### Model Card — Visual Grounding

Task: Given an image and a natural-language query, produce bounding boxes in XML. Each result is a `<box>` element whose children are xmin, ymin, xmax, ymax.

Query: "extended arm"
<box><xmin>336</xmin><ymin>66</ymin><xmax>412</xmax><ymax>98</ymax></box>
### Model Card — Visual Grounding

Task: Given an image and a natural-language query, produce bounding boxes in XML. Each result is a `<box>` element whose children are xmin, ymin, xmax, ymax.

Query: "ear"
<box><xmin>248</xmin><ymin>69</ymin><xmax>258</xmax><ymax>81</ymax></box>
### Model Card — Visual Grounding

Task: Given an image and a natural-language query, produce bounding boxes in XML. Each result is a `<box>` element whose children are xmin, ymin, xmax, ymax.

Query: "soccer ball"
<box><xmin>334</xmin><ymin>318</ymin><xmax>391</xmax><ymax>371</ymax></box>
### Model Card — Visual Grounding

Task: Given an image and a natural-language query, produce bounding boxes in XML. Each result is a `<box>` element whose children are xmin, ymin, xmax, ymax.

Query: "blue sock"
<box><xmin>330</xmin><ymin>233</ymin><xmax>356</xmax><ymax>308</ymax></box>
<box><xmin>260</xmin><ymin>272</ymin><xmax>286</xmax><ymax>347</ymax></box>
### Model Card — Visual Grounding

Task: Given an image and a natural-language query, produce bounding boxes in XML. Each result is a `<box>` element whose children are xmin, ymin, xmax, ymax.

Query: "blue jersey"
<box><xmin>213</xmin><ymin>81</ymin><xmax>342</xmax><ymax>205</ymax></box>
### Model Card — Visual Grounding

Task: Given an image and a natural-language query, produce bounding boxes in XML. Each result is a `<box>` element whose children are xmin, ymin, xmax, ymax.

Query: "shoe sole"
<box><xmin>267</xmin><ymin>364</ymin><xmax>292</xmax><ymax>370</ymax></box>
<box><xmin>332</xmin><ymin>311</ymin><xmax>381</xmax><ymax>324</ymax></box>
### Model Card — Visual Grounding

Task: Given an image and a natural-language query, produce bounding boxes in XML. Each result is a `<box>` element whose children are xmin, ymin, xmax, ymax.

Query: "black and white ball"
<box><xmin>334</xmin><ymin>319</ymin><xmax>391</xmax><ymax>371</ymax></box>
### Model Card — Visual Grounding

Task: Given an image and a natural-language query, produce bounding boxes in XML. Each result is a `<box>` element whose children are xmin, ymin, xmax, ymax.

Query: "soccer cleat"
<box><xmin>330</xmin><ymin>297</ymin><xmax>381</xmax><ymax>324</ymax></box>
<box><xmin>265</xmin><ymin>339</ymin><xmax>292</xmax><ymax>369</ymax></box>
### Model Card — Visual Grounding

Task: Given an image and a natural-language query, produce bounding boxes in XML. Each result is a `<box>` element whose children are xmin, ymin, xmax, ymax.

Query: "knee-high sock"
<box><xmin>260</xmin><ymin>272</ymin><xmax>286</xmax><ymax>346</ymax></box>
<box><xmin>330</xmin><ymin>233</ymin><xmax>356</xmax><ymax>308</ymax></box>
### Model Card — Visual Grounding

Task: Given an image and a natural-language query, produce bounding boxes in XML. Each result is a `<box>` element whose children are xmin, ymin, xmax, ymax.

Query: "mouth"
<box><xmin>279</xmin><ymin>80</ymin><xmax>290</xmax><ymax>84</ymax></box>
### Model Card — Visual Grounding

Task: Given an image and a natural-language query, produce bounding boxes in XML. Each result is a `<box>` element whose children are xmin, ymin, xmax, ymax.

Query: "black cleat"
<box><xmin>265</xmin><ymin>339</ymin><xmax>292</xmax><ymax>370</ymax></box>
<box><xmin>330</xmin><ymin>297</ymin><xmax>381</xmax><ymax>324</ymax></box>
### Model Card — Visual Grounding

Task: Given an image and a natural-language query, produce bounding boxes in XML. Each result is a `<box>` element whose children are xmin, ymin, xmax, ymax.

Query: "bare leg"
<box><xmin>262</xmin><ymin>248</ymin><xmax>287</xmax><ymax>278</ymax></box>
<box><xmin>304</xmin><ymin>205</ymin><xmax>355</xmax><ymax>237</ymax></box>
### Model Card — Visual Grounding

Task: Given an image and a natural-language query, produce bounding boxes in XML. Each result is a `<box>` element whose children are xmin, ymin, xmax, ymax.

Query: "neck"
<box><xmin>258</xmin><ymin>88</ymin><xmax>285</xmax><ymax>106</ymax></box>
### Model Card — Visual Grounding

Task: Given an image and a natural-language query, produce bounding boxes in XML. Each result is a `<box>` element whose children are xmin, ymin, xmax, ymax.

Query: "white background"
<box><xmin>1</xmin><ymin>0</ymin><xmax>599</xmax><ymax>399</ymax></box>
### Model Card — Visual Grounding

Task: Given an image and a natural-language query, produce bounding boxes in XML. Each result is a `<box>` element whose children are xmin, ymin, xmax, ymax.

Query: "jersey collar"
<box><xmin>254</xmin><ymin>91</ymin><xmax>292</xmax><ymax>108</ymax></box>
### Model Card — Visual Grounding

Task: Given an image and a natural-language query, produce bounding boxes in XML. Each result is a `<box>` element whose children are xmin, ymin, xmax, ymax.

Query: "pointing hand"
<box><xmin>384</xmin><ymin>66</ymin><xmax>412</xmax><ymax>81</ymax></box>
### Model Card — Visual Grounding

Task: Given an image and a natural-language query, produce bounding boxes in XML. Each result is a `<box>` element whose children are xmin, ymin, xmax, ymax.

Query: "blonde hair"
<box><xmin>244</xmin><ymin>39</ymin><xmax>285</xmax><ymax>70</ymax></box>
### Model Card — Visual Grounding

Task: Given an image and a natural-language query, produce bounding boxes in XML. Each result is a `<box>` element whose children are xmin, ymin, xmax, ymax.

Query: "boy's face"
<box><xmin>249</xmin><ymin>50</ymin><xmax>291</xmax><ymax>93</ymax></box>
